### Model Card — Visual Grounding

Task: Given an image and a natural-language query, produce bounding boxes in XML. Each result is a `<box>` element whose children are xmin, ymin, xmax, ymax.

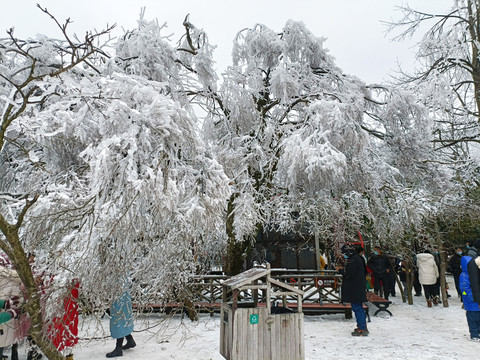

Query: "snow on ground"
<box><xmin>9</xmin><ymin>277</ymin><xmax>479</xmax><ymax>360</ymax></box>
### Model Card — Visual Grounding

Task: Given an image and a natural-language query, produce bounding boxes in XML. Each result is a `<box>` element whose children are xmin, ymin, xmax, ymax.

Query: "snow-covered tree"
<box><xmin>194</xmin><ymin>18</ymin><xmax>463</xmax><ymax>274</ymax></box>
<box><xmin>117</xmin><ymin>16</ymin><xmax>427</xmax><ymax>273</ymax></box>
<box><xmin>0</xmin><ymin>8</ymin><xmax>117</xmax><ymax>358</ymax></box>
<box><xmin>198</xmin><ymin>21</ymin><xmax>396</xmax><ymax>273</ymax></box>
<box><xmin>374</xmin><ymin>0</ymin><xmax>480</xmax><ymax>303</ymax></box>
<box><xmin>0</xmin><ymin>7</ymin><xmax>230</xmax><ymax>359</ymax></box>
<box><xmin>386</xmin><ymin>0</ymin><xmax>480</xmax><ymax>241</ymax></box>
<box><xmin>387</xmin><ymin>0</ymin><xmax>480</xmax><ymax>181</ymax></box>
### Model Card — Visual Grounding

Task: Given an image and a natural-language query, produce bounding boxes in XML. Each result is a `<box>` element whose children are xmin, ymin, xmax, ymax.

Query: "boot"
<box><xmin>106</xmin><ymin>347</ymin><xmax>123</xmax><ymax>358</ymax></box>
<box><xmin>11</xmin><ymin>343</ymin><xmax>18</xmax><ymax>360</ymax></box>
<box><xmin>351</xmin><ymin>329</ymin><xmax>368</xmax><ymax>337</ymax></box>
<box><xmin>432</xmin><ymin>296</ymin><xmax>438</xmax><ymax>306</ymax></box>
<box><xmin>353</xmin><ymin>327</ymin><xmax>369</xmax><ymax>335</ymax></box>
<box><xmin>122</xmin><ymin>335</ymin><xmax>136</xmax><ymax>350</ymax></box>
<box><xmin>427</xmin><ymin>299</ymin><xmax>432</xmax><ymax>307</ymax></box>
<box><xmin>106</xmin><ymin>338</ymin><xmax>124</xmax><ymax>358</ymax></box>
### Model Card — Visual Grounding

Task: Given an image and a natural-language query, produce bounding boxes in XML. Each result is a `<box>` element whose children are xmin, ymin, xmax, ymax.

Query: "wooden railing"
<box><xmin>186</xmin><ymin>269</ymin><xmax>343</xmax><ymax>307</ymax></box>
<box><xmin>134</xmin><ymin>270</ymin><xmax>344</xmax><ymax>316</ymax></box>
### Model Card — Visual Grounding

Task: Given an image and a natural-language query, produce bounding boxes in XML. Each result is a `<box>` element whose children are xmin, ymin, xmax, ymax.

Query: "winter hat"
<box><xmin>476</xmin><ymin>257</ymin><xmax>480</xmax><ymax>269</ymax></box>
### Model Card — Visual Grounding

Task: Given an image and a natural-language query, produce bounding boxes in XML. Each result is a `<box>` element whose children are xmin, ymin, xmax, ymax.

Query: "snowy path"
<box><xmin>9</xmin><ymin>287</ymin><xmax>477</xmax><ymax>360</ymax></box>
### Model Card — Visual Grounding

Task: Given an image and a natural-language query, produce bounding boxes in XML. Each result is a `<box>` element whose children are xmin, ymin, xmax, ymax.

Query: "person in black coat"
<box><xmin>468</xmin><ymin>240</ymin><xmax>480</xmax><ymax>304</ymax></box>
<box><xmin>388</xmin><ymin>255</ymin><xmax>400</xmax><ymax>297</ymax></box>
<box><xmin>367</xmin><ymin>246</ymin><xmax>391</xmax><ymax>300</ymax></box>
<box><xmin>413</xmin><ymin>254</ymin><xmax>423</xmax><ymax>297</ymax></box>
<box><xmin>337</xmin><ymin>244</ymin><xmax>368</xmax><ymax>336</ymax></box>
<box><xmin>448</xmin><ymin>247</ymin><xmax>463</xmax><ymax>298</ymax></box>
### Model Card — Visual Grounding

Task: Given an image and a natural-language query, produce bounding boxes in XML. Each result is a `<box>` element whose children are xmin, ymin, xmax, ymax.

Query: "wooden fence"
<box><xmin>136</xmin><ymin>269</ymin><xmax>346</xmax><ymax>316</ymax></box>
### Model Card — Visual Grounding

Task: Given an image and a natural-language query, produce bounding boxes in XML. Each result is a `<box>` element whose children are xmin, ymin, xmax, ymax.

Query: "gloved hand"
<box><xmin>4</xmin><ymin>296</ymin><xmax>20</xmax><ymax>309</ymax></box>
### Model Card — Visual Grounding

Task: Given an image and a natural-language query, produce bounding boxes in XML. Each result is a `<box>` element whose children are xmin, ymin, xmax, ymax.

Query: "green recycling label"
<box><xmin>250</xmin><ymin>314</ymin><xmax>259</xmax><ymax>324</ymax></box>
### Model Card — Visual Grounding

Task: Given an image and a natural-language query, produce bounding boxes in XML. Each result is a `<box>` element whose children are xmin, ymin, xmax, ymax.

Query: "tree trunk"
<box><xmin>0</xmin><ymin>223</ymin><xmax>64</xmax><ymax>360</ymax></box>
<box><xmin>440</xmin><ymin>247</ymin><xmax>449</xmax><ymax>307</ymax></box>
<box><xmin>467</xmin><ymin>0</ymin><xmax>480</xmax><ymax>123</ymax></box>
<box><xmin>224</xmin><ymin>193</ymin><xmax>250</xmax><ymax>276</ymax></box>
<box><xmin>405</xmin><ymin>259</ymin><xmax>414</xmax><ymax>305</ymax></box>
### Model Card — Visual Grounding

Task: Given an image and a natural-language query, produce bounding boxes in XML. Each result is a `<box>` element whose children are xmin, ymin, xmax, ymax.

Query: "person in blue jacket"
<box><xmin>106</xmin><ymin>286</ymin><xmax>136</xmax><ymax>358</ymax></box>
<box><xmin>459</xmin><ymin>255</ymin><xmax>480</xmax><ymax>341</ymax></box>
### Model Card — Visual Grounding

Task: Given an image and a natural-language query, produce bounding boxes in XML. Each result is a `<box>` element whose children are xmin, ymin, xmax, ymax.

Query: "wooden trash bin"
<box><xmin>220</xmin><ymin>264</ymin><xmax>305</xmax><ymax>360</ymax></box>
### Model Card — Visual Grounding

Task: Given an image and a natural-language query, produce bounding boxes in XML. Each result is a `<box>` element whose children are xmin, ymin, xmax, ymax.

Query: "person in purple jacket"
<box><xmin>460</xmin><ymin>255</ymin><xmax>480</xmax><ymax>341</ymax></box>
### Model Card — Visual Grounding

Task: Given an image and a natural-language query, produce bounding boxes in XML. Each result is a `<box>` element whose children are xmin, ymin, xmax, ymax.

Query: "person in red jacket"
<box><xmin>48</xmin><ymin>280</ymin><xmax>80</xmax><ymax>360</ymax></box>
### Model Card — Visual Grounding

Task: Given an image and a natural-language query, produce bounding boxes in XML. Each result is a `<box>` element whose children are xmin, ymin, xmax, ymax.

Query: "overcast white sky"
<box><xmin>1</xmin><ymin>0</ymin><xmax>452</xmax><ymax>84</ymax></box>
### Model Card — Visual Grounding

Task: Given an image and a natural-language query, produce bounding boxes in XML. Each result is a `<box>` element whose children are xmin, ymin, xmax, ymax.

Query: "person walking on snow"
<box><xmin>459</xmin><ymin>255</ymin><xmax>480</xmax><ymax>341</ymax></box>
<box><xmin>337</xmin><ymin>244</ymin><xmax>368</xmax><ymax>336</ymax></box>
<box><xmin>106</xmin><ymin>280</ymin><xmax>136</xmax><ymax>358</ymax></box>
<box><xmin>417</xmin><ymin>250</ymin><xmax>439</xmax><ymax>307</ymax></box>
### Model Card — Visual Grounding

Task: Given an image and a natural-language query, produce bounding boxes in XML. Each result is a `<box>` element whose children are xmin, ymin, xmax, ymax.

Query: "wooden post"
<box><xmin>266</xmin><ymin>264</ymin><xmax>271</xmax><ymax>314</ymax></box>
<box><xmin>315</xmin><ymin>232</ymin><xmax>321</xmax><ymax>270</ymax></box>
<box><xmin>440</xmin><ymin>247</ymin><xmax>449</xmax><ymax>307</ymax></box>
<box><xmin>209</xmin><ymin>277</ymin><xmax>214</xmax><ymax>303</ymax></box>
<box><xmin>232</xmin><ymin>289</ymin><xmax>238</xmax><ymax>311</ymax></box>
<box><xmin>231</xmin><ymin>288</ymin><xmax>238</xmax><ymax>332</ymax></box>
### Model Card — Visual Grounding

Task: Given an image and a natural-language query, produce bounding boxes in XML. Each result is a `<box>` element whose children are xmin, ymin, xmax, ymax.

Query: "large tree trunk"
<box><xmin>0</xmin><ymin>215</ymin><xmax>64</xmax><ymax>360</ymax></box>
<box><xmin>224</xmin><ymin>193</ymin><xmax>250</xmax><ymax>276</ymax></box>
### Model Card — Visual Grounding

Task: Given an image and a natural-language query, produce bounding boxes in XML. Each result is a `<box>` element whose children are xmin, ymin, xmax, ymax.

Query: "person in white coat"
<box><xmin>417</xmin><ymin>251</ymin><xmax>440</xmax><ymax>307</ymax></box>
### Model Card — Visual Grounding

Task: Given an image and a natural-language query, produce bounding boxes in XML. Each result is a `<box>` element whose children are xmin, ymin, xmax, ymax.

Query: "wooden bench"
<box><xmin>366</xmin><ymin>291</ymin><xmax>392</xmax><ymax>317</ymax></box>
